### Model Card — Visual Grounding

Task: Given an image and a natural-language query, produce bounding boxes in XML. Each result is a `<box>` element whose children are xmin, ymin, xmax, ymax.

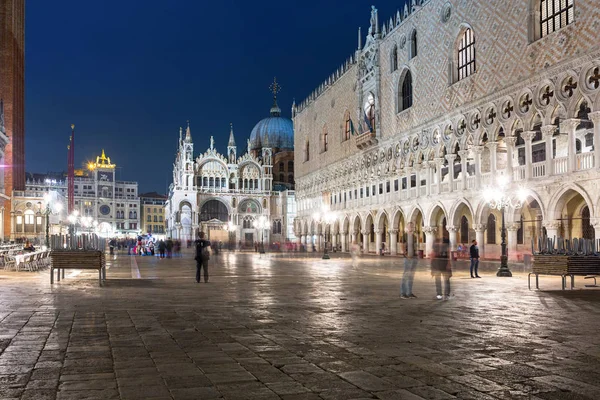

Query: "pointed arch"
<box><xmin>427</xmin><ymin>203</ymin><xmax>449</xmax><ymax>227</ymax></box>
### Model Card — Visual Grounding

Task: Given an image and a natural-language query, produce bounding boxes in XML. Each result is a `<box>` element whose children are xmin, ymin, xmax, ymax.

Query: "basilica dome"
<box><xmin>249</xmin><ymin>103</ymin><xmax>294</xmax><ymax>152</ymax></box>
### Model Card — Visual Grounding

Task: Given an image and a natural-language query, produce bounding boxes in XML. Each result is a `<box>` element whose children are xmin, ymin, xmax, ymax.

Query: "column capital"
<box><xmin>505</xmin><ymin>136</ymin><xmax>517</xmax><ymax>146</ymax></box>
<box><xmin>560</xmin><ymin>118</ymin><xmax>580</xmax><ymax>133</ymax></box>
<box><xmin>458</xmin><ymin>150</ymin><xmax>470</xmax><ymax>159</ymax></box>
<box><xmin>471</xmin><ymin>145</ymin><xmax>484</xmax><ymax>155</ymax></box>
<box><xmin>360</xmin><ymin>230</ymin><xmax>368</xmax><ymax>235</ymax></box>
<box><xmin>445</xmin><ymin>154</ymin><xmax>457</xmax><ymax>163</ymax></box>
<box><xmin>522</xmin><ymin>130</ymin><xmax>537</xmax><ymax>142</ymax></box>
<box><xmin>473</xmin><ymin>224</ymin><xmax>486</xmax><ymax>232</ymax></box>
<box><xmin>486</xmin><ymin>141</ymin><xmax>498</xmax><ymax>150</ymax></box>
<box><xmin>374</xmin><ymin>229</ymin><xmax>381</xmax><ymax>234</ymax></box>
<box><xmin>445</xmin><ymin>225</ymin><xmax>458</xmax><ymax>232</ymax></box>
<box><xmin>434</xmin><ymin>157</ymin><xmax>445</xmax><ymax>167</ymax></box>
<box><xmin>507</xmin><ymin>223</ymin><xmax>520</xmax><ymax>231</ymax></box>
<box><xmin>541</xmin><ymin>125</ymin><xmax>558</xmax><ymax>138</ymax></box>
<box><xmin>590</xmin><ymin>111</ymin><xmax>600</xmax><ymax>124</ymax></box>
<box><xmin>428</xmin><ymin>161</ymin><xmax>437</xmax><ymax>169</ymax></box>
<box><xmin>422</xmin><ymin>226</ymin><xmax>438</xmax><ymax>234</ymax></box>
<box><xmin>542</xmin><ymin>220</ymin><xmax>561</xmax><ymax>230</ymax></box>
<box><xmin>389</xmin><ymin>229</ymin><xmax>399</xmax><ymax>235</ymax></box>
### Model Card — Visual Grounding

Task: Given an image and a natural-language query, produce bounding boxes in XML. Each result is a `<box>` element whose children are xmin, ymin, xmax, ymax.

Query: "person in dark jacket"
<box><xmin>431</xmin><ymin>239</ymin><xmax>452</xmax><ymax>300</ymax></box>
<box><xmin>469</xmin><ymin>239</ymin><xmax>481</xmax><ymax>278</ymax></box>
<box><xmin>194</xmin><ymin>231</ymin><xmax>211</xmax><ymax>283</ymax></box>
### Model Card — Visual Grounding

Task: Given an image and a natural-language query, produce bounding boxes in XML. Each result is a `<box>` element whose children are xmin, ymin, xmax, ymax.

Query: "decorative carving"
<box><xmin>440</xmin><ymin>2</ymin><xmax>452</xmax><ymax>23</ymax></box>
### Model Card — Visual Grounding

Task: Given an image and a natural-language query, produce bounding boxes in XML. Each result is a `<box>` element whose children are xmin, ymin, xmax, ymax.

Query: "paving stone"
<box><xmin>169</xmin><ymin>386</ymin><xmax>221</xmax><ymax>399</ymax></box>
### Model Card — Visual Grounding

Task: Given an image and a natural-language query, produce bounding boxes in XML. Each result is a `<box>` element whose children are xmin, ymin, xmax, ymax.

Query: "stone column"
<box><xmin>507</xmin><ymin>224</ymin><xmax>519</xmax><ymax>260</ymax></box>
<box><xmin>487</xmin><ymin>142</ymin><xmax>498</xmax><ymax>176</ymax></box>
<box><xmin>361</xmin><ymin>230</ymin><xmax>369</xmax><ymax>253</ymax></box>
<box><xmin>423</xmin><ymin>226</ymin><xmax>437</xmax><ymax>258</ymax></box>
<box><xmin>300</xmin><ymin>234</ymin><xmax>305</xmax><ymax>246</ymax></box>
<box><xmin>522</xmin><ymin>131</ymin><xmax>536</xmax><ymax>180</ymax></box>
<box><xmin>543</xmin><ymin>221</ymin><xmax>561</xmax><ymax>242</ymax></box>
<box><xmin>406</xmin><ymin>224</ymin><xmax>415</xmax><ymax>258</ymax></box>
<box><xmin>472</xmin><ymin>146</ymin><xmax>484</xmax><ymax>189</ymax></box>
<box><xmin>474</xmin><ymin>224</ymin><xmax>486</xmax><ymax>258</ymax></box>
<box><xmin>331</xmin><ymin>233</ymin><xmax>337</xmax><ymax>251</ymax></box>
<box><xmin>561</xmin><ymin>119</ymin><xmax>579</xmax><ymax>173</ymax></box>
<box><xmin>340</xmin><ymin>233</ymin><xmax>347</xmax><ymax>252</ymax></box>
<box><xmin>434</xmin><ymin>158</ymin><xmax>444</xmax><ymax>194</ymax></box>
<box><xmin>375</xmin><ymin>229</ymin><xmax>382</xmax><ymax>254</ymax></box>
<box><xmin>505</xmin><ymin>137</ymin><xmax>516</xmax><ymax>181</ymax></box>
<box><xmin>445</xmin><ymin>154</ymin><xmax>457</xmax><ymax>192</ymax></box>
<box><xmin>458</xmin><ymin>150</ymin><xmax>469</xmax><ymax>190</ymax></box>
<box><xmin>351</xmin><ymin>230</ymin><xmax>357</xmax><ymax>247</ymax></box>
<box><xmin>446</xmin><ymin>225</ymin><xmax>458</xmax><ymax>251</ymax></box>
<box><xmin>592</xmin><ymin>220</ymin><xmax>600</xmax><ymax>245</ymax></box>
<box><xmin>590</xmin><ymin>112</ymin><xmax>600</xmax><ymax>170</ymax></box>
<box><xmin>425</xmin><ymin>163</ymin><xmax>431</xmax><ymax>196</ymax></box>
<box><xmin>389</xmin><ymin>229</ymin><xmax>398</xmax><ymax>255</ymax></box>
<box><xmin>541</xmin><ymin>125</ymin><xmax>556</xmax><ymax>176</ymax></box>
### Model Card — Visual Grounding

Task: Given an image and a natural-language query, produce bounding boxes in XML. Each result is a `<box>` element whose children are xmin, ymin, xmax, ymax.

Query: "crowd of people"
<box><xmin>107</xmin><ymin>236</ymin><xmax>184</xmax><ymax>258</ymax></box>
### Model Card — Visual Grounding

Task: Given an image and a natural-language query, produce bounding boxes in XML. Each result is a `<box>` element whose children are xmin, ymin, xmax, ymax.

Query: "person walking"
<box><xmin>157</xmin><ymin>240</ymin><xmax>166</xmax><ymax>259</ymax></box>
<box><xmin>194</xmin><ymin>231</ymin><xmax>211</xmax><ymax>283</ymax></box>
<box><xmin>431</xmin><ymin>239</ymin><xmax>452</xmax><ymax>300</ymax></box>
<box><xmin>400</xmin><ymin>253</ymin><xmax>417</xmax><ymax>299</ymax></box>
<box><xmin>469</xmin><ymin>239</ymin><xmax>480</xmax><ymax>278</ymax></box>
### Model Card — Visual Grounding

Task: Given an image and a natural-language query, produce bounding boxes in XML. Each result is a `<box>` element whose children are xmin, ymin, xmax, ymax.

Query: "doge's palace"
<box><xmin>293</xmin><ymin>0</ymin><xmax>600</xmax><ymax>260</ymax></box>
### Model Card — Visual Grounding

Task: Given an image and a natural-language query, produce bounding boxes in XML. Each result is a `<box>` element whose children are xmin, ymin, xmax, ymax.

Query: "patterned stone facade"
<box><xmin>294</xmin><ymin>0</ymin><xmax>600</xmax><ymax>259</ymax></box>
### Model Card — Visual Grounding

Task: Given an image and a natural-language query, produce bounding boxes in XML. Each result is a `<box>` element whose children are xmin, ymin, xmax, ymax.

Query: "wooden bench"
<box><xmin>528</xmin><ymin>255</ymin><xmax>600</xmax><ymax>290</ymax></box>
<box><xmin>50</xmin><ymin>250</ymin><xmax>106</xmax><ymax>286</ymax></box>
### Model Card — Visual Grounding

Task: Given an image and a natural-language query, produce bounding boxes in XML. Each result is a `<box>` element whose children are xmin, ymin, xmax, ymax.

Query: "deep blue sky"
<box><xmin>26</xmin><ymin>0</ymin><xmax>407</xmax><ymax>193</ymax></box>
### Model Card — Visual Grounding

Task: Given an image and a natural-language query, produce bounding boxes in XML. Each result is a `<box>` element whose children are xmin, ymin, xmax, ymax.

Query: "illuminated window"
<box><xmin>457</xmin><ymin>28</ymin><xmax>476</xmax><ymax>81</ymax></box>
<box><xmin>16</xmin><ymin>215</ymin><xmax>23</xmax><ymax>224</ymax></box>
<box><xmin>541</xmin><ymin>0</ymin><xmax>574</xmax><ymax>37</ymax></box>
<box><xmin>24</xmin><ymin>211</ymin><xmax>35</xmax><ymax>225</ymax></box>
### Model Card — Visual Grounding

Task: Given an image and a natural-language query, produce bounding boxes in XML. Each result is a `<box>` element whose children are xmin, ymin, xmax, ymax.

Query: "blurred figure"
<box><xmin>158</xmin><ymin>240</ymin><xmax>166</xmax><ymax>258</ymax></box>
<box><xmin>470</xmin><ymin>239</ymin><xmax>480</xmax><ymax>278</ymax></box>
<box><xmin>350</xmin><ymin>240</ymin><xmax>360</xmax><ymax>267</ymax></box>
<box><xmin>400</xmin><ymin>253</ymin><xmax>417</xmax><ymax>298</ymax></box>
<box><xmin>431</xmin><ymin>238</ymin><xmax>452</xmax><ymax>300</ymax></box>
<box><xmin>166</xmin><ymin>238</ymin><xmax>173</xmax><ymax>258</ymax></box>
<box><xmin>380</xmin><ymin>242</ymin><xmax>385</xmax><ymax>256</ymax></box>
<box><xmin>23</xmin><ymin>240</ymin><xmax>35</xmax><ymax>252</ymax></box>
<box><xmin>194</xmin><ymin>231</ymin><xmax>211</xmax><ymax>283</ymax></box>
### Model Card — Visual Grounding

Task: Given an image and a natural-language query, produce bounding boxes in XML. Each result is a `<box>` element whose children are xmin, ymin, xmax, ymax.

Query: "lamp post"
<box><xmin>313</xmin><ymin>207</ymin><xmax>336</xmax><ymax>260</ymax></box>
<box><xmin>253</xmin><ymin>216</ymin><xmax>267</xmax><ymax>254</ymax></box>
<box><xmin>42</xmin><ymin>192</ymin><xmax>64</xmax><ymax>247</ymax></box>
<box><xmin>483</xmin><ymin>176</ymin><xmax>528</xmax><ymax>277</ymax></box>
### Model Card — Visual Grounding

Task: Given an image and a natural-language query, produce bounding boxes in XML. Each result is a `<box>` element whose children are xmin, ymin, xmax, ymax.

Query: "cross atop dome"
<box><xmin>269</xmin><ymin>77</ymin><xmax>282</xmax><ymax>117</ymax></box>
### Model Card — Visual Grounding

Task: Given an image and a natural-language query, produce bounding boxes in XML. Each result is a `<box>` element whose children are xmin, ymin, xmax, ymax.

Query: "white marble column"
<box><xmin>543</xmin><ymin>221</ymin><xmax>561</xmax><ymax>242</ymax></box>
<box><xmin>425</xmin><ymin>164</ymin><xmax>432</xmax><ymax>196</ymax></box>
<box><xmin>406</xmin><ymin>226</ymin><xmax>415</xmax><ymax>257</ymax></box>
<box><xmin>505</xmin><ymin>137</ymin><xmax>516</xmax><ymax>181</ymax></box>
<box><xmin>487</xmin><ymin>142</ymin><xmax>498</xmax><ymax>176</ymax></box>
<box><xmin>561</xmin><ymin>119</ymin><xmax>579</xmax><ymax>173</ymax></box>
<box><xmin>423</xmin><ymin>226</ymin><xmax>437</xmax><ymax>258</ymax></box>
<box><xmin>340</xmin><ymin>233</ymin><xmax>347</xmax><ymax>252</ymax></box>
<box><xmin>375</xmin><ymin>229</ymin><xmax>382</xmax><ymax>254</ymax></box>
<box><xmin>435</xmin><ymin>158</ymin><xmax>444</xmax><ymax>194</ymax></box>
<box><xmin>507</xmin><ymin>224</ymin><xmax>519</xmax><ymax>260</ymax></box>
<box><xmin>541</xmin><ymin>125</ymin><xmax>556</xmax><ymax>177</ymax></box>
<box><xmin>331</xmin><ymin>234</ymin><xmax>337</xmax><ymax>251</ymax></box>
<box><xmin>351</xmin><ymin>230</ymin><xmax>357</xmax><ymax>247</ymax></box>
<box><xmin>590</xmin><ymin>112</ymin><xmax>600</xmax><ymax>170</ymax></box>
<box><xmin>458</xmin><ymin>150</ymin><xmax>469</xmax><ymax>190</ymax></box>
<box><xmin>361</xmin><ymin>230</ymin><xmax>369</xmax><ymax>253</ymax></box>
<box><xmin>445</xmin><ymin>154</ymin><xmax>457</xmax><ymax>192</ymax></box>
<box><xmin>447</xmin><ymin>225</ymin><xmax>458</xmax><ymax>251</ymax></box>
<box><xmin>474</xmin><ymin>224</ymin><xmax>486</xmax><ymax>258</ymax></box>
<box><xmin>472</xmin><ymin>146</ymin><xmax>484</xmax><ymax>189</ymax></box>
<box><xmin>523</xmin><ymin>131</ymin><xmax>536</xmax><ymax>180</ymax></box>
<box><xmin>389</xmin><ymin>229</ymin><xmax>398</xmax><ymax>255</ymax></box>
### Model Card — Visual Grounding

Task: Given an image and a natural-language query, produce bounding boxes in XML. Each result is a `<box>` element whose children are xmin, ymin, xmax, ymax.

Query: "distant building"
<box><xmin>140</xmin><ymin>192</ymin><xmax>167</xmax><ymax>237</ymax></box>
<box><xmin>165</xmin><ymin>84</ymin><xmax>296</xmax><ymax>246</ymax></box>
<box><xmin>11</xmin><ymin>150</ymin><xmax>141</xmax><ymax>240</ymax></box>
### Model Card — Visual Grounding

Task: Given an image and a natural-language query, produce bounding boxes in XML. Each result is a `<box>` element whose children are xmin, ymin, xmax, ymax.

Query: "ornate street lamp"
<box><xmin>253</xmin><ymin>216</ymin><xmax>267</xmax><ymax>254</ymax></box>
<box><xmin>313</xmin><ymin>207</ymin><xmax>336</xmax><ymax>260</ymax></box>
<box><xmin>483</xmin><ymin>176</ymin><xmax>528</xmax><ymax>277</ymax></box>
<box><xmin>42</xmin><ymin>192</ymin><xmax>63</xmax><ymax>248</ymax></box>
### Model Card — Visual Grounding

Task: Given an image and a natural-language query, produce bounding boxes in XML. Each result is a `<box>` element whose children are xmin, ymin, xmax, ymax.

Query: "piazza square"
<box><xmin>2</xmin><ymin>0</ymin><xmax>600</xmax><ymax>399</ymax></box>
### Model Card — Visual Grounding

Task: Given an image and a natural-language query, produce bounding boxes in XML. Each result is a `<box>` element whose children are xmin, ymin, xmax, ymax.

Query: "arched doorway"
<box><xmin>200</xmin><ymin>200</ymin><xmax>228</xmax><ymax>222</ymax></box>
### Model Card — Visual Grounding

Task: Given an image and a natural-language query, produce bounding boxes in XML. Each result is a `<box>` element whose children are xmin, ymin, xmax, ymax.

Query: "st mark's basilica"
<box><xmin>165</xmin><ymin>83</ymin><xmax>296</xmax><ymax>247</ymax></box>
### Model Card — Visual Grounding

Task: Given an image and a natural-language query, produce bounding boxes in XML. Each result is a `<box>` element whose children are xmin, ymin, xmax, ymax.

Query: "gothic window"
<box><xmin>279</xmin><ymin>162</ymin><xmax>284</xmax><ymax>172</ymax></box>
<box><xmin>460</xmin><ymin>216</ymin><xmax>469</xmax><ymax>244</ymax></box>
<box><xmin>323</xmin><ymin>128</ymin><xmax>328</xmax><ymax>152</ymax></box>
<box><xmin>279</xmin><ymin>173</ymin><xmax>284</xmax><ymax>182</ymax></box>
<box><xmin>541</xmin><ymin>0</ymin><xmax>574</xmax><ymax>38</ymax></box>
<box><xmin>576</xmin><ymin>139</ymin><xmax>582</xmax><ymax>154</ymax></box>
<box><xmin>305</xmin><ymin>141</ymin><xmax>310</xmax><ymax>162</ymax></box>
<box><xmin>344</xmin><ymin>111</ymin><xmax>351</xmax><ymax>141</ymax></box>
<box><xmin>365</xmin><ymin>94</ymin><xmax>376</xmax><ymax>133</ymax></box>
<box><xmin>457</xmin><ymin>28</ymin><xmax>476</xmax><ymax>81</ymax></box>
<box><xmin>398</xmin><ymin>70</ymin><xmax>413</xmax><ymax>112</ymax></box>
<box><xmin>582</xmin><ymin>206</ymin><xmax>594</xmax><ymax>240</ymax></box>
<box><xmin>410</xmin><ymin>30</ymin><xmax>417</xmax><ymax>59</ymax></box>
<box><xmin>391</xmin><ymin>45</ymin><xmax>398</xmax><ymax>71</ymax></box>
<box><xmin>486</xmin><ymin>214</ymin><xmax>496</xmax><ymax>244</ymax></box>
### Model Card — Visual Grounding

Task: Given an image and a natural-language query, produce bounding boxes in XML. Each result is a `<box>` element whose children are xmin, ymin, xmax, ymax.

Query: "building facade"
<box><xmin>11</xmin><ymin>150</ymin><xmax>141</xmax><ymax>240</ymax></box>
<box><xmin>293</xmin><ymin>0</ymin><xmax>600</xmax><ymax>259</ymax></box>
<box><xmin>165</xmin><ymin>93</ymin><xmax>296</xmax><ymax>247</ymax></box>
<box><xmin>140</xmin><ymin>192</ymin><xmax>167</xmax><ymax>237</ymax></box>
<box><xmin>0</xmin><ymin>98</ymin><xmax>9</xmax><ymax>239</ymax></box>
<box><xmin>0</xmin><ymin>0</ymin><xmax>25</xmax><ymax>237</ymax></box>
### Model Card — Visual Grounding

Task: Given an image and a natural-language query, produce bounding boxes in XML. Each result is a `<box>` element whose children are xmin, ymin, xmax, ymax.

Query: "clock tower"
<box><xmin>89</xmin><ymin>149</ymin><xmax>116</xmax><ymax>225</ymax></box>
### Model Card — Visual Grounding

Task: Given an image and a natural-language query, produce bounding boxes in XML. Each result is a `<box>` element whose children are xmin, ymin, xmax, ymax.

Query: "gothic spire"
<box><xmin>228</xmin><ymin>123</ymin><xmax>236</xmax><ymax>146</ymax></box>
<box><xmin>185</xmin><ymin>120</ymin><xmax>192</xmax><ymax>142</ymax></box>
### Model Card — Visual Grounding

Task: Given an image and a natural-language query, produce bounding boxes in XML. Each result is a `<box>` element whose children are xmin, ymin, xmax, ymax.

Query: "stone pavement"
<box><xmin>1</xmin><ymin>250</ymin><xmax>600</xmax><ymax>400</ymax></box>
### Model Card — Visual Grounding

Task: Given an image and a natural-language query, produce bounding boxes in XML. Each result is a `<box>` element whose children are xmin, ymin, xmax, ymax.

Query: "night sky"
<box><xmin>26</xmin><ymin>0</ymin><xmax>407</xmax><ymax>193</ymax></box>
